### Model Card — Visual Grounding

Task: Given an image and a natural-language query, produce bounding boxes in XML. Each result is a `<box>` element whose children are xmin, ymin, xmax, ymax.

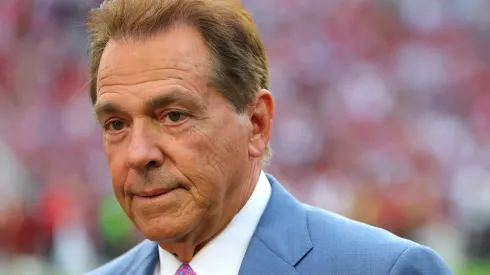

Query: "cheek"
<box><xmin>182</xmin><ymin>123</ymin><xmax>247</xmax><ymax>192</ymax></box>
<box><xmin>179</xmin><ymin>148</ymin><xmax>225</xmax><ymax>204</ymax></box>
<box><xmin>168</xmin><ymin>135</ymin><xmax>227</xmax><ymax>205</ymax></box>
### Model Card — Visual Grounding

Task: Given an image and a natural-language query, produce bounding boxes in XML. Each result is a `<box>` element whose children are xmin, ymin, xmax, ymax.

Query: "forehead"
<box><xmin>97</xmin><ymin>25</ymin><xmax>211</xmax><ymax>98</ymax></box>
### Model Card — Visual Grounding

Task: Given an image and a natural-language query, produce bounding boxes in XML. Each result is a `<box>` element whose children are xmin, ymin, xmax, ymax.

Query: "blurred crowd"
<box><xmin>1</xmin><ymin>0</ymin><xmax>490</xmax><ymax>274</ymax></box>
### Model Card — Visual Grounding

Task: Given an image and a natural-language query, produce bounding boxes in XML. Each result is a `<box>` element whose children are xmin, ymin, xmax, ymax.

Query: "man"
<box><xmin>86</xmin><ymin>0</ymin><xmax>453</xmax><ymax>274</ymax></box>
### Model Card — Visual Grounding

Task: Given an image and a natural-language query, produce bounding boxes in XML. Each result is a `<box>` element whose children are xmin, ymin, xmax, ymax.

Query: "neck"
<box><xmin>159</xmin><ymin>160</ymin><xmax>263</xmax><ymax>263</ymax></box>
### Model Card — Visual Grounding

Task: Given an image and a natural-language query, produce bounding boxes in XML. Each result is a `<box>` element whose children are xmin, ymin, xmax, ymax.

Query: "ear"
<box><xmin>247</xmin><ymin>89</ymin><xmax>274</xmax><ymax>158</ymax></box>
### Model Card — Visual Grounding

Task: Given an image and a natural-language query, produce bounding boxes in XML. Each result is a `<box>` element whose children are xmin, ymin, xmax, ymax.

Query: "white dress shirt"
<box><xmin>154</xmin><ymin>171</ymin><xmax>272</xmax><ymax>275</ymax></box>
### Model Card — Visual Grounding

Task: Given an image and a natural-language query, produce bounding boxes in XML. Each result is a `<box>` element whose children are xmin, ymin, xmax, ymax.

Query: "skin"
<box><xmin>94</xmin><ymin>25</ymin><xmax>274</xmax><ymax>262</ymax></box>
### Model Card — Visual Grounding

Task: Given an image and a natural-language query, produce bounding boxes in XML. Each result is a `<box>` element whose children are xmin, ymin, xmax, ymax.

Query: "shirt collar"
<box><xmin>158</xmin><ymin>171</ymin><xmax>272</xmax><ymax>275</ymax></box>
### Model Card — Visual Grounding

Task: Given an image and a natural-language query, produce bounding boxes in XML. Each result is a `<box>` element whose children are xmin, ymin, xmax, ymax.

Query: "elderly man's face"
<box><xmin>94</xmin><ymin>25</ymin><xmax>270</xmax><ymax>243</ymax></box>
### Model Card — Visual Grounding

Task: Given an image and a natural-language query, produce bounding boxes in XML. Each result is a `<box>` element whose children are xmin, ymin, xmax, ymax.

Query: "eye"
<box><xmin>105</xmin><ymin>119</ymin><xmax>126</xmax><ymax>133</ymax></box>
<box><xmin>163</xmin><ymin>111</ymin><xmax>189</xmax><ymax>125</ymax></box>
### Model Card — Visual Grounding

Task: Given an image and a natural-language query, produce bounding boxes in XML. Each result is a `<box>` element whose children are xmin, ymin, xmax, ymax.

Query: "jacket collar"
<box><xmin>238</xmin><ymin>174</ymin><xmax>313</xmax><ymax>274</ymax></box>
<box><xmin>110</xmin><ymin>240</ymin><xmax>158</xmax><ymax>275</ymax></box>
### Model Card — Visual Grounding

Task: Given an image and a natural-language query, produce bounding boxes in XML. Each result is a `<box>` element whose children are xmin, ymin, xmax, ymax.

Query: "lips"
<box><xmin>135</xmin><ymin>188</ymin><xmax>178</xmax><ymax>198</ymax></box>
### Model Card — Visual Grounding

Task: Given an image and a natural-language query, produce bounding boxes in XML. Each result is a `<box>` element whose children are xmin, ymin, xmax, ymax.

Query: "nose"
<box><xmin>126</xmin><ymin>120</ymin><xmax>164</xmax><ymax>172</ymax></box>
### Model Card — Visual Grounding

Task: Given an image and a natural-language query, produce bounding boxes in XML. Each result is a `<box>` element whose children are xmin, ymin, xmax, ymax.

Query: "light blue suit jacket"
<box><xmin>88</xmin><ymin>174</ymin><xmax>453</xmax><ymax>275</ymax></box>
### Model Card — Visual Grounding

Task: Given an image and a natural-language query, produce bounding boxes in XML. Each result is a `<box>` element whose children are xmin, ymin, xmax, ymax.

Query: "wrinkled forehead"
<box><xmin>96</xmin><ymin>26</ymin><xmax>211</xmax><ymax>94</ymax></box>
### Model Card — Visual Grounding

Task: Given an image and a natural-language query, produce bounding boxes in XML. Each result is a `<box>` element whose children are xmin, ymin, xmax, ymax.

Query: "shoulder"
<box><xmin>85</xmin><ymin>240</ymin><xmax>158</xmax><ymax>275</ymax></box>
<box><xmin>299</xmin><ymin>205</ymin><xmax>452</xmax><ymax>274</ymax></box>
<box><xmin>305</xmin><ymin>205</ymin><xmax>413</xmax><ymax>250</ymax></box>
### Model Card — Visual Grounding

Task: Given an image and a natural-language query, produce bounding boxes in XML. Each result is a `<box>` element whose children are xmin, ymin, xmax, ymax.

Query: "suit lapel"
<box><xmin>116</xmin><ymin>240</ymin><xmax>158</xmax><ymax>275</ymax></box>
<box><xmin>139</xmin><ymin>246</ymin><xmax>159</xmax><ymax>275</ymax></box>
<box><xmin>239</xmin><ymin>174</ymin><xmax>312</xmax><ymax>274</ymax></box>
<box><xmin>238</xmin><ymin>236</ymin><xmax>300</xmax><ymax>275</ymax></box>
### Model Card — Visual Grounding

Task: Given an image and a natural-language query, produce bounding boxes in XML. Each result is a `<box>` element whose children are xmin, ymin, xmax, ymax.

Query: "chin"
<box><xmin>136</xmin><ymin>218</ymin><xmax>196</xmax><ymax>243</ymax></box>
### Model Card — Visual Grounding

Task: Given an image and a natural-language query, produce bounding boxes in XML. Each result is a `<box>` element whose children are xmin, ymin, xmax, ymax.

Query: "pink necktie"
<box><xmin>175</xmin><ymin>263</ymin><xmax>197</xmax><ymax>275</ymax></box>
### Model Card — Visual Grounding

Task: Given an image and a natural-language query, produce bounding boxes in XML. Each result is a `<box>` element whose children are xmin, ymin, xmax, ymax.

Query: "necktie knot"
<box><xmin>175</xmin><ymin>263</ymin><xmax>197</xmax><ymax>275</ymax></box>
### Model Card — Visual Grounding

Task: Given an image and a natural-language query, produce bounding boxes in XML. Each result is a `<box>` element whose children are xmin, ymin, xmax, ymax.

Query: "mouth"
<box><xmin>135</xmin><ymin>187</ymin><xmax>180</xmax><ymax>199</ymax></box>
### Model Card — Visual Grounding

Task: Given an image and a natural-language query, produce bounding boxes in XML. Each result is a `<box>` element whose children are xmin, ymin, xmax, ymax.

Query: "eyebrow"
<box><xmin>94</xmin><ymin>89</ymin><xmax>206</xmax><ymax>121</ymax></box>
<box><xmin>94</xmin><ymin>102</ymin><xmax>121</xmax><ymax>122</ymax></box>
<box><xmin>147</xmin><ymin>90</ymin><xmax>204</xmax><ymax>112</ymax></box>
